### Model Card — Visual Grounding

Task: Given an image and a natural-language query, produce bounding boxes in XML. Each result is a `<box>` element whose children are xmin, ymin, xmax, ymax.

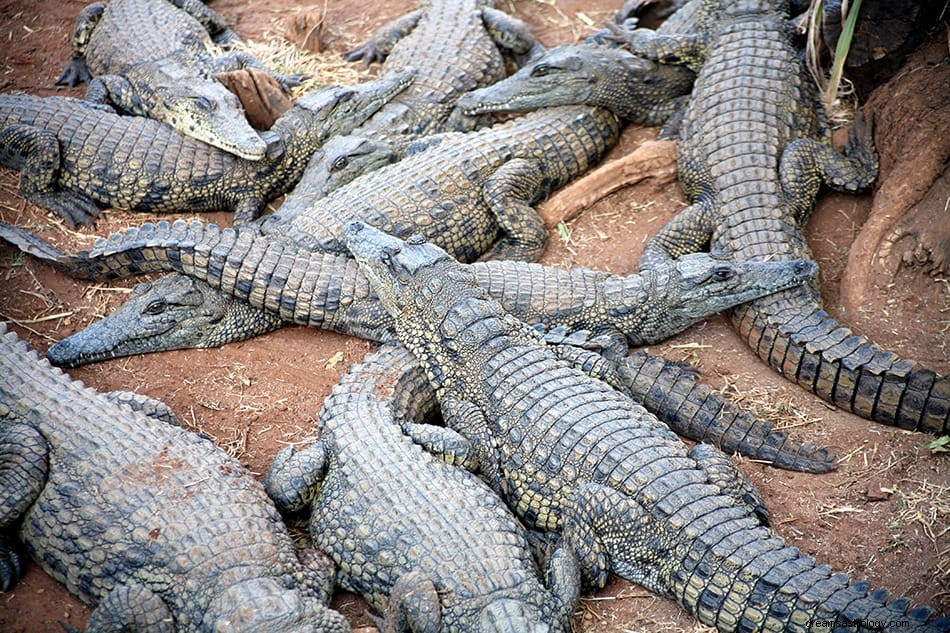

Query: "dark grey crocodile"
<box><xmin>461</xmin><ymin>0</ymin><xmax>950</xmax><ymax>435</ymax></box>
<box><xmin>0</xmin><ymin>323</ymin><xmax>348</xmax><ymax>631</ymax></box>
<box><xmin>342</xmin><ymin>221</ymin><xmax>950</xmax><ymax>633</ymax></box>
<box><xmin>457</xmin><ymin>44</ymin><xmax>695</xmax><ymax>128</ymax></box>
<box><xmin>0</xmin><ymin>219</ymin><xmax>838</xmax><ymax>473</ymax></box>
<box><xmin>0</xmin><ymin>71</ymin><xmax>411</xmax><ymax>226</ymax></box>
<box><xmin>265</xmin><ymin>343</ymin><xmax>580</xmax><ymax>632</ymax></box>
<box><xmin>56</xmin><ymin>0</ymin><xmax>302</xmax><ymax>159</ymax></box>
<box><xmin>613</xmin><ymin>0</ymin><xmax>950</xmax><ymax>434</ymax></box>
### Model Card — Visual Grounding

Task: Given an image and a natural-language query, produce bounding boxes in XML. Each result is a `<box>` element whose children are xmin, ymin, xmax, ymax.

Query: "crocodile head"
<box><xmin>301</xmin><ymin>135</ymin><xmax>397</xmax><ymax>197</ymax></box>
<box><xmin>278</xmin><ymin>67</ymin><xmax>415</xmax><ymax>146</ymax></box>
<box><xmin>45</xmin><ymin>275</ymin><xmax>281</xmax><ymax>367</ymax></box>
<box><xmin>159</xmin><ymin>81</ymin><xmax>268</xmax><ymax>160</ymax></box>
<box><xmin>457</xmin><ymin>44</ymin><xmax>695</xmax><ymax>125</ymax></box>
<box><xmin>343</xmin><ymin>221</ymin><xmax>461</xmax><ymax>317</ymax></box>
<box><xmin>209</xmin><ymin>578</ymin><xmax>349</xmax><ymax>632</ymax></box>
<box><xmin>605</xmin><ymin>253</ymin><xmax>818</xmax><ymax>344</ymax></box>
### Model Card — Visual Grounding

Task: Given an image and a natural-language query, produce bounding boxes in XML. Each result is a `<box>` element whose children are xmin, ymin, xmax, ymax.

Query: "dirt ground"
<box><xmin>0</xmin><ymin>0</ymin><xmax>948</xmax><ymax>631</ymax></box>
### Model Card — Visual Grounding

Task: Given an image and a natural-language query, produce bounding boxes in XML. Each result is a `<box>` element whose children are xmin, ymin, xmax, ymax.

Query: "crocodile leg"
<box><xmin>400</xmin><ymin>422</ymin><xmax>480</xmax><ymax>471</ymax></box>
<box><xmin>167</xmin><ymin>0</ymin><xmax>242</xmax><ymax>46</ymax></box>
<box><xmin>0</xmin><ymin>423</ymin><xmax>48</xmax><ymax>591</ymax></box>
<box><xmin>84</xmin><ymin>583</ymin><xmax>175</xmax><ymax>633</ymax></box>
<box><xmin>543</xmin><ymin>547</ymin><xmax>583</xmax><ymax>628</ymax></box>
<box><xmin>101</xmin><ymin>391</ymin><xmax>181</xmax><ymax>426</ymax></box>
<box><xmin>481</xmin><ymin>158</ymin><xmax>549</xmax><ymax>261</ymax></box>
<box><xmin>383</xmin><ymin>571</ymin><xmax>442</xmax><ymax>633</ymax></box>
<box><xmin>0</xmin><ymin>536</ymin><xmax>23</xmax><ymax>592</ymax></box>
<box><xmin>618</xmin><ymin>28</ymin><xmax>708</xmax><ymax>70</ymax></box>
<box><xmin>440</xmin><ymin>396</ymin><xmax>505</xmax><ymax>494</ymax></box>
<box><xmin>561</xmin><ymin>482</ymin><xmax>674</xmax><ymax>591</ymax></box>
<box><xmin>780</xmin><ymin>111</ymin><xmax>879</xmax><ymax>224</ymax></box>
<box><xmin>639</xmin><ymin>198</ymin><xmax>718</xmax><ymax>269</ymax></box>
<box><xmin>687</xmin><ymin>443</ymin><xmax>769</xmax><ymax>526</ymax></box>
<box><xmin>0</xmin><ymin>124</ymin><xmax>100</xmax><ymax>228</ymax></box>
<box><xmin>56</xmin><ymin>1</ymin><xmax>106</xmax><ymax>87</ymax></box>
<box><xmin>344</xmin><ymin>9</ymin><xmax>424</xmax><ymax>65</ymax></box>
<box><xmin>264</xmin><ymin>444</ymin><xmax>329</xmax><ymax>514</ymax></box>
<box><xmin>84</xmin><ymin>74</ymin><xmax>146</xmax><ymax>115</ymax></box>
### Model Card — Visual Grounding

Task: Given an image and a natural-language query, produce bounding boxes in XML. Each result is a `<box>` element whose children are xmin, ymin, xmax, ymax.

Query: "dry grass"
<box><xmin>717</xmin><ymin>374</ymin><xmax>825</xmax><ymax>432</ymax></box>
<box><xmin>235</xmin><ymin>33</ymin><xmax>370</xmax><ymax>93</ymax></box>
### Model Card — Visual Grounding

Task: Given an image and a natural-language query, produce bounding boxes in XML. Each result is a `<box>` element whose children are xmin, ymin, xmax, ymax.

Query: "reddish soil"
<box><xmin>0</xmin><ymin>1</ymin><xmax>947</xmax><ymax>631</ymax></box>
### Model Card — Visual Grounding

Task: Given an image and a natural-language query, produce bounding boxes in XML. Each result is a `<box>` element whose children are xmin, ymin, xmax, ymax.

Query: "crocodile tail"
<box><xmin>733</xmin><ymin>286</ymin><xmax>950</xmax><ymax>435</ymax></box>
<box><xmin>676</xmin><ymin>518</ymin><xmax>949</xmax><ymax>633</ymax></box>
<box><xmin>618</xmin><ymin>351</ymin><xmax>838</xmax><ymax>473</ymax></box>
<box><xmin>0</xmin><ymin>220</ymin><xmax>371</xmax><ymax>335</ymax></box>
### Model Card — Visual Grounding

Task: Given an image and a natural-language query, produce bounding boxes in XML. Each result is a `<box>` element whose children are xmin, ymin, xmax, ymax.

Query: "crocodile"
<box><xmin>620</xmin><ymin>0</ymin><xmax>949</xmax><ymax>434</ymax></box>
<box><xmin>0</xmin><ymin>219</ymin><xmax>837</xmax><ymax>473</ymax></box>
<box><xmin>456</xmin><ymin>44</ymin><xmax>695</xmax><ymax>128</ymax></box>
<box><xmin>342</xmin><ymin>221</ymin><xmax>950</xmax><ymax>633</ymax></box>
<box><xmin>0</xmin><ymin>70</ymin><xmax>411</xmax><ymax>227</ymax></box>
<box><xmin>55</xmin><ymin>0</ymin><xmax>302</xmax><ymax>159</ymax></box>
<box><xmin>258</xmin><ymin>105</ymin><xmax>621</xmax><ymax>263</ymax></box>
<box><xmin>464</xmin><ymin>0</ymin><xmax>950</xmax><ymax>434</ymax></box>
<box><xmin>272</xmin><ymin>0</ymin><xmax>544</xmax><ymax>221</ymax></box>
<box><xmin>264</xmin><ymin>343</ymin><xmax>580</xmax><ymax>632</ymax></box>
<box><xmin>0</xmin><ymin>323</ymin><xmax>348</xmax><ymax>631</ymax></box>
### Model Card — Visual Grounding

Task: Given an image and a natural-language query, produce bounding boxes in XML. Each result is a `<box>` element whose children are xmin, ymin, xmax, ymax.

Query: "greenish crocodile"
<box><xmin>0</xmin><ymin>71</ymin><xmax>411</xmax><ymax>227</ymax></box>
<box><xmin>0</xmin><ymin>323</ymin><xmax>348</xmax><ymax>631</ymax></box>
<box><xmin>56</xmin><ymin>0</ymin><xmax>302</xmax><ymax>159</ymax></box>
<box><xmin>343</xmin><ymin>222</ymin><xmax>950</xmax><ymax>633</ymax></box>
<box><xmin>616</xmin><ymin>0</ymin><xmax>950</xmax><ymax>435</ymax></box>
<box><xmin>265</xmin><ymin>343</ymin><xmax>580</xmax><ymax>632</ymax></box>
<box><xmin>0</xmin><ymin>219</ymin><xmax>837</xmax><ymax>473</ymax></box>
<box><xmin>464</xmin><ymin>1</ymin><xmax>950</xmax><ymax>435</ymax></box>
<box><xmin>260</xmin><ymin>105</ymin><xmax>621</xmax><ymax>263</ymax></box>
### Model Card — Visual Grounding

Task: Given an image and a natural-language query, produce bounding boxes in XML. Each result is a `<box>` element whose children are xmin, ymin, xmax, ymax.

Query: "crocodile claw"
<box><xmin>0</xmin><ymin>536</ymin><xmax>24</xmax><ymax>591</ymax></box>
<box><xmin>56</xmin><ymin>59</ymin><xmax>92</xmax><ymax>87</ymax></box>
<box><xmin>344</xmin><ymin>41</ymin><xmax>386</xmax><ymax>66</ymax></box>
<box><xmin>274</xmin><ymin>72</ymin><xmax>309</xmax><ymax>93</ymax></box>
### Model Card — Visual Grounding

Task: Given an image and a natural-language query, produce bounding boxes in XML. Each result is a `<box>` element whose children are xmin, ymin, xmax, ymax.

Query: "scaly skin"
<box><xmin>0</xmin><ymin>324</ymin><xmax>348</xmax><ymax>632</ymax></box>
<box><xmin>0</xmin><ymin>219</ymin><xmax>835</xmax><ymax>473</ymax></box>
<box><xmin>278</xmin><ymin>0</ymin><xmax>543</xmax><ymax>218</ymax></box>
<box><xmin>109</xmin><ymin>0</ymin><xmax>546</xmax><ymax>349</ymax></box>
<box><xmin>265</xmin><ymin>344</ymin><xmax>580</xmax><ymax>632</ymax></box>
<box><xmin>0</xmin><ymin>72</ymin><xmax>411</xmax><ymax>226</ymax></box>
<box><xmin>457</xmin><ymin>44</ymin><xmax>695</xmax><ymax>127</ymax></box>
<box><xmin>617</xmin><ymin>0</ymin><xmax>949</xmax><ymax>433</ymax></box>
<box><xmin>262</xmin><ymin>106</ymin><xmax>621</xmax><ymax>263</ymax></box>
<box><xmin>342</xmin><ymin>223</ymin><xmax>949</xmax><ymax>633</ymax></box>
<box><xmin>55</xmin><ymin>0</ymin><xmax>302</xmax><ymax>159</ymax></box>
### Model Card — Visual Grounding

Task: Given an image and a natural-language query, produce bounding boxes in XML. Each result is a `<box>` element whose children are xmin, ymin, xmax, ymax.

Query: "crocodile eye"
<box><xmin>406</xmin><ymin>234</ymin><xmax>426</xmax><ymax>246</ymax></box>
<box><xmin>531</xmin><ymin>63</ymin><xmax>552</xmax><ymax>77</ymax></box>
<box><xmin>711</xmin><ymin>267</ymin><xmax>734</xmax><ymax>282</ymax></box>
<box><xmin>331</xmin><ymin>156</ymin><xmax>349</xmax><ymax>172</ymax></box>
<box><xmin>144</xmin><ymin>299</ymin><xmax>167</xmax><ymax>315</ymax></box>
<box><xmin>192</xmin><ymin>96</ymin><xmax>214</xmax><ymax>111</ymax></box>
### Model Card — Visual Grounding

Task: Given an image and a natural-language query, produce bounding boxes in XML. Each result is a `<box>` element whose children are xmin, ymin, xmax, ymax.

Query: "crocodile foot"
<box><xmin>0</xmin><ymin>535</ymin><xmax>24</xmax><ymax>591</ymax></box>
<box><xmin>56</xmin><ymin>58</ymin><xmax>92</xmax><ymax>87</ymax></box>
<box><xmin>27</xmin><ymin>189</ymin><xmax>100</xmax><ymax>228</ymax></box>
